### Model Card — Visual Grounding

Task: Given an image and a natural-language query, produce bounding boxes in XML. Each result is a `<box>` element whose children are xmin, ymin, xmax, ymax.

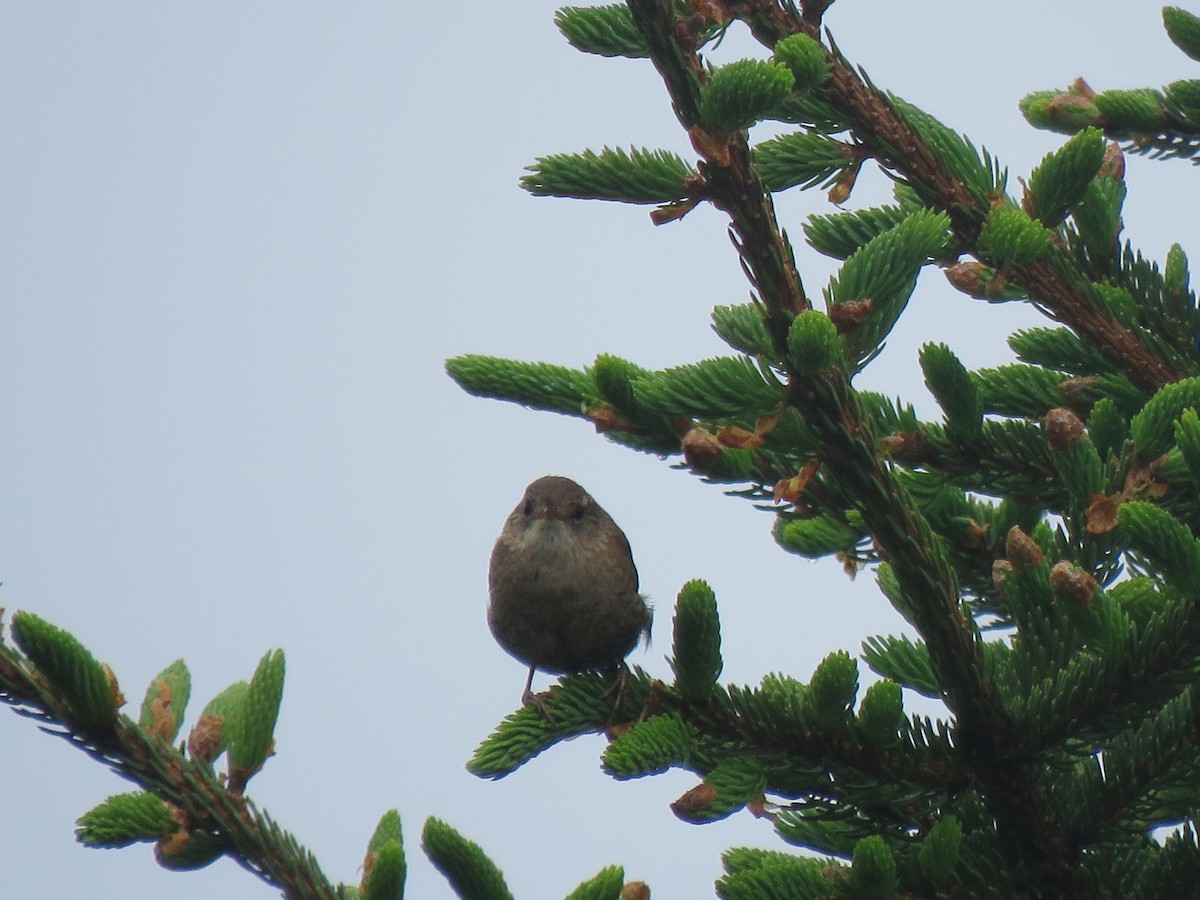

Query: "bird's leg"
<box><xmin>520</xmin><ymin>666</ymin><xmax>554</xmax><ymax>720</ymax></box>
<box><xmin>520</xmin><ymin>666</ymin><xmax>537</xmax><ymax>705</ymax></box>
<box><xmin>599</xmin><ymin>661</ymin><xmax>632</xmax><ymax>717</ymax></box>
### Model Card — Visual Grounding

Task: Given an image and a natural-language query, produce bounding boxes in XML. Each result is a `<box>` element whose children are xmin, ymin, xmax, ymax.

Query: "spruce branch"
<box><xmin>0</xmin><ymin>616</ymin><xmax>341</xmax><ymax>900</ymax></box>
<box><xmin>619</xmin><ymin>12</ymin><xmax>1022</xmax><ymax>811</ymax></box>
<box><xmin>619</xmin><ymin>7</ymin><xmax>1002</xmax><ymax>756</ymax></box>
<box><xmin>623</xmin><ymin>1</ymin><xmax>1108</xmax><ymax>891</ymax></box>
<box><xmin>626</xmin><ymin>0</ymin><xmax>994</xmax><ymax>715</ymax></box>
<box><xmin>684</xmin><ymin>683</ymin><xmax>970</xmax><ymax>797</ymax></box>
<box><xmin>732</xmin><ymin>0</ymin><xmax>1188</xmax><ymax>395</ymax></box>
<box><xmin>1021</xmin><ymin>9</ymin><xmax>1200</xmax><ymax>164</ymax></box>
<box><xmin>630</xmin><ymin>0</ymin><xmax>997</xmax><ymax>743</ymax></box>
<box><xmin>468</xmin><ymin>669</ymin><xmax>656</xmax><ymax>779</ymax></box>
<box><xmin>431</xmin><ymin>2</ymin><xmax>1200</xmax><ymax>895</ymax></box>
<box><xmin>627</xmin><ymin>0</ymin><xmax>810</xmax><ymax>354</ymax></box>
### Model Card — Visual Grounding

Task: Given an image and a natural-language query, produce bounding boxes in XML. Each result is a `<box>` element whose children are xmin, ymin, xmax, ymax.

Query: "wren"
<box><xmin>488</xmin><ymin>476</ymin><xmax>651</xmax><ymax>712</ymax></box>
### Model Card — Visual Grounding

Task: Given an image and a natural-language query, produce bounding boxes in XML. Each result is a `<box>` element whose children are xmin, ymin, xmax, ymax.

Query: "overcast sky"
<box><xmin>0</xmin><ymin>2</ymin><xmax>1192</xmax><ymax>898</ymax></box>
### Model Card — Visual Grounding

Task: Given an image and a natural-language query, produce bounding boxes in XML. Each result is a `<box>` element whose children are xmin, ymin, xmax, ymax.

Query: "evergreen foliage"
<box><xmin>1021</xmin><ymin>7</ymin><xmax>1200</xmax><ymax>161</ymax></box>
<box><xmin>520</xmin><ymin>146</ymin><xmax>695</xmax><ymax>203</ymax></box>
<box><xmin>446</xmin><ymin>2</ymin><xmax>1200</xmax><ymax>896</ymax></box>
<box><xmin>10</xmin><ymin>611</ymin><xmax>118</xmax><ymax>730</ymax></box>
<box><xmin>554</xmin><ymin>4</ymin><xmax>650</xmax><ymax>58</ymax></box>
<box><xmin>7</xmin><ymin>1</ymin><xmax>1200</xmax><ymax>898</ymax></box>
<box><xmin>138</xmin><ymin>658</ymin><xmax>191</xmax><ymax>741</ymax></box>
<box><xmin>421</xmin><ymin>817</ymin><xmax>515</xmax><ymax>900</ymax></box>
<box><xmin>75</xmin><ymin>792</ymin><xmax>175</xmax><ymax>849</ymax></box>
<box><xmin>699</xmin><ymin>59</ymin><xmax>796</xmax><ymax>133</ymax></box>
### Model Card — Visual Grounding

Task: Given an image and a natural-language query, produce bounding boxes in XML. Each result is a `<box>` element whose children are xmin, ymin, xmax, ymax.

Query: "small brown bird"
<box><xmin>488</xmin><ymin>475</ymin><xmax>651</xmax><ymax>712</ymax></box>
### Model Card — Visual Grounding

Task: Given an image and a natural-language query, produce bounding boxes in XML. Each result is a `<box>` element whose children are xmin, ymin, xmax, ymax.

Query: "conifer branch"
<box><xmin>1020</xmin><ymin>593</ymin><xmax>1200</xmax><ymax>758</ymax></box>
<box><xmin>623</xmin><ymin>3</ymin><xmax>1007</xmax><ymax>762</ymax></box>
<box><xmin>627</xmin><ymin>0</ymin><xmax>998</xmax><ymax>742</ymax></box>
<box><xmin>451</xmin><ymin>3</ymin><xmax>1200</xmax><ymax>894</ymax></box>
<box><xmin>682</xmin><ymin>693</ymin><xmax>970</xmax><ymax>794</ymax></box>
<box><xmin>625</xmin><ymin>1</ymin><xmax>1099</xmax><ymax>891</ymax></box>
<box><xmin>733</xmin><ymin>0</ymin><xmax>1188</xmax><ymax>395</ymax></box>
<box><xmin>627</xmin><ymin>0</ymin><xmax>810</xmax><ymax>353</ymax></box>
<box><xmin>12</xmin><ymin>4</ymin><xmax>1200</xmax><ymax>897</ymax></box>
<box><xmin>0</xmin><ymin>624</ymin><xmax>340</xmax><ymax>900</ymax></box>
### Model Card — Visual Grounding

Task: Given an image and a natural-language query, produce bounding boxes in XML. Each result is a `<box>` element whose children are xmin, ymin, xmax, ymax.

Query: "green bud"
<box><xmin>1050</xmin><ymin>423</ymin><xmax>1105</xmax><ymax>503</ymax></box>
<box><xmin>977</xmin><ymin>205</ymin><xmax>1052</xmax><ymax>267</ymax></box>
<box><xmin>554</xmin><ymin>4</ymin><xmax>648</xmax><ymax>59</ymax></box>
<box><xmin>1131</xmin><ymin>376</ymin><xmax>1200</xmax><ymax>462</ymax></box>
<box><xmin>700</xmin><ymin>59</ymin><xmax>795</xmax><ymax>132</ymax></box>
<box><xmin>1020</xmin><ymin>90</ymin><xmax>1101</xmax><ymax>134</ymax></box>
<box><xmin>773</xmin><ymin>34</ymin><xmax>830</xmax><ymax>92</ymax></box>
<box><xmin>139</xmin><ymin>658</ymin><xmax>191</xmax><ymax>743</ymax></box>
<box><xmin>366</xmin><ymin>810</ymin><xmax>404</xmax><ymax>856</ymax></box>
<box><xmin>1164</xmin><ymin>6</ymin><xmax>1200</xmax><ymax>62</ymax></box>
<box><xmin>673</xmin><ymin>757</ymin><xmax>766</xmax><ymax>823</ymax></box>
<box><xmin>155</xmin><ymin>830</ymin><xmax>226</xmax><ymax>871</ymax></box>
<box><xmin>1024</xmin><ymin>127</ymin><xmax>1105</xmax><ymax>226</ymax></box>
<box><xmin>1165</xmin><ymin>243</ymin><xmax>1191</xmax><ymax>296</ymax></box>
<box><xmin>1166</xmin><ymin>79</ymin><xmax>1200</xmax><ymax>120</ymax></box>
<box><xmin>670</xmin><ymin>580</ymin><xmax>723</xmax><ymax>703</ymax></box>
<box><xmin>857</xmin><ymin>679</ymin><xmax>904</xmax><ymax>747</ymax></box>
<box><xmin>1118</xmin><ymin>501</ymin><xmax>1200</xmax><ymax>589</ymax></box>
<box><xmin>711</xmin><ymin>303</ymin><xmax>774</xmax><ymax>357</ymax></box>
<box><xmin>421</xmin><ymin>817</ymin><xmax>514</xmax><ymax>900</ymax></box>
<box><xmin>1072</xmin><ymin>175</ymin><xmax>1126</xmax><ymax>260</ymax></box>
<box><xmin>10</xmin><ymin>612</ymin><xmax>118</xmax><ymax>731</ymax></box>
<box><xmin>566</xmin><ymin>866</ymin><xmax>626</xmax><ymax>900</ymax></box>
<box><xmin>755</xmin><ymin>131</ymin><xmax>852</xmax><ymax>193</ymax></box>
<box><xmin>227</xmin><ymin>649</ymin><xmax>286</xmax><ymax>779</ymax></box>
<box><xmin>851</xmin><ymin>836</ymin><xmax>899</xmax><ymax>897</ymax></box>
<box><xmin>1087</xmin><ymin>397</ymin><xmax>1127</xmax><ymax>461</ymax></box>
<box><xmin>809</xmin><ymin>650</ymin><xmax>858</xmax><ymax>726</ymax></box>
<box><xmin>188</xmin><ymin>680</ymin><xmax>248</xmax><ymax>762</ymax></box>
<box><xmin>603</xmin><ymin>712</ymin><xmax>693</xmax><ymax>778</ymax></box>
<box><xmin>446</xmin><ymin>354</ymin><xmax>598</xmax><ymax>417</ymax></box>
<box><xmin>786</xmin><ymin>309</ymin><xmax>843</xmax><ymax>373</ymax></box>
<box><xmin>1174</xmin><ymin>408</ymin><xmax>1200</xmax><ymax>495</ymax></box>
<box><xmin>920</xmin><ymin>342</ymin><xmax>983</xmax><ymax>442</ymax></box>
<box><xmin>76</xmin><ymin>792</ymin><xmax>173</xmax><ymax>848</ymax></box>
<box><xmin>774</xmin><ymin>513</ymin><xmax>859</xmax><ymax>558</ymax></box>
<box><xmin>804</xmin><ymin>204</ymin><xmax>910</xmax><ymax>261</ymax></box>
<box><xmin>521</xmin><ymin>146</ymin><xmax>695</xmax><ymax>204</ymax></box>
<box><xmin>592</xmin><ymin>353</ymin><xmax>648</xmax><ymax>412</ymax></box>
<box><xmin>363</xmin><ymin>842</ymin><xmax>407</xmax><ymax>900</ymax></box>
<box><xmin>919</xmin><ymin>815</ymin><xmax>963</xmax><ymax>883</ymax></box>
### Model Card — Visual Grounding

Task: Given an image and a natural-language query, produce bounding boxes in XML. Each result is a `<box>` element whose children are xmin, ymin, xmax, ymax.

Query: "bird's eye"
<box><xmin>569</xmin><ymin>504</ymin><xmax>586</xmax><ymax>522</ymax></box>
<box><xmin>522</xmin><ymin>499</ymin><xmax>534</xmax><ymax>516</ymax></box>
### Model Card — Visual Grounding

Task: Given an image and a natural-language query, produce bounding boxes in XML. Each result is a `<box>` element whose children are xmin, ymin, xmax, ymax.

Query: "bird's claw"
<box><xmin>522</xmin><ymin>687</ymin><xmax>555</xmax><ymax>721</ymax></box>
<box><xmin>599</xmin><ymin>662</ymin><xmax>633</xmax><ymax>722</ymax></box>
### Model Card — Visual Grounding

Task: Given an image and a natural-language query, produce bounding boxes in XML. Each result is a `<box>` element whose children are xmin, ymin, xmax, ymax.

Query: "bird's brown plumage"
<box><xmin>488</xmin><ymin>476</ymin><xmax>651</xmax><ymax>708</ymax></box>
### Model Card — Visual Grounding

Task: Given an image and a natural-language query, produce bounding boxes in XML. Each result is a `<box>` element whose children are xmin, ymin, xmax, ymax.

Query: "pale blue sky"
<box><xmin>0</xmin><ymin>3</ymin><xmax>1191</xmax><ymax>897</ymax></box>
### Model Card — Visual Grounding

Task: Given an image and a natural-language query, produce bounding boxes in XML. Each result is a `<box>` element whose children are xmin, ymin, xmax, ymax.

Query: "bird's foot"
<box><xmin>599</xmin><ymin>662</ymin><xmax>633</xmax><ymax>722</ymax></box>
<box><xmin>521</xmin><ymin>686</ymin><xmax>555</xmax><ymax>721</ymax></box>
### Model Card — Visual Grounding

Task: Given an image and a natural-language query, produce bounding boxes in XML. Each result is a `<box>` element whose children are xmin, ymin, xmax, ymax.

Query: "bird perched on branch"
<box><xmin>488</xmin><ymin>475</ymin><xmax>651</xmax><ymax>714</ymax></box>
